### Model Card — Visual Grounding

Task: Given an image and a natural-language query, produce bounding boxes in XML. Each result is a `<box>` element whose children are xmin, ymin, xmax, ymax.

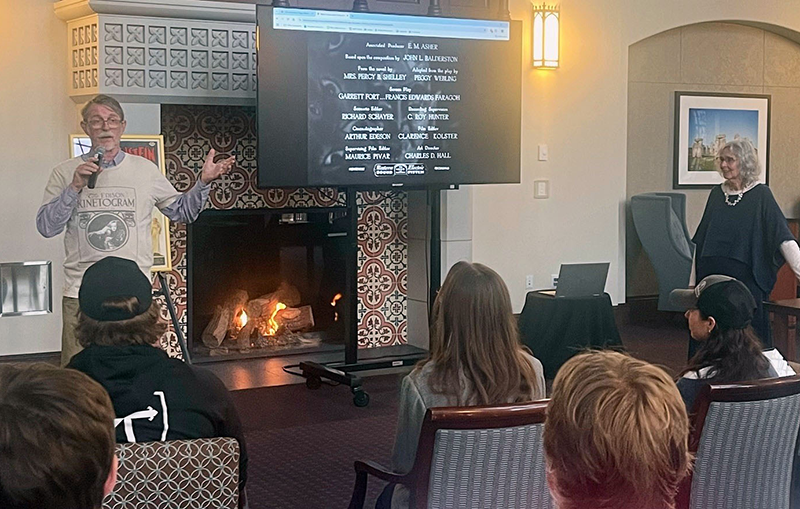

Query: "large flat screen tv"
<box><xmin>257</xmin><ymin>6</ymin><xmax>522</xmax><ymax>188</ymax></box>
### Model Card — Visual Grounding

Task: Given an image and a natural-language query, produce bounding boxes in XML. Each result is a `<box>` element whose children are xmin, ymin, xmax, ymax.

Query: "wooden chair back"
<box><xmin>408</xmin><ymin>401</ymin><xmax>553</xmax><ymax>509</ymax></box>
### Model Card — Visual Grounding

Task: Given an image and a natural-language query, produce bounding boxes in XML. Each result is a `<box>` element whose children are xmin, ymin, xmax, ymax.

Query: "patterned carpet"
<box><xmin>227</xmin><ymin>316</ymin><xmax>691</xmax><ymax>509</ymax></box>
<box><xmin>231</xmin><ymin>373</ymin><xmax>405</xmax><ymax>509</ymax></box>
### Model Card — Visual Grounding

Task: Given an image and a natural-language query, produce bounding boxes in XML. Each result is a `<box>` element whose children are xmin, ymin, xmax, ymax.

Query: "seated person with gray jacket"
<box><xmin>67</xmin><ymin>256</ymin><xmax>248</xmax><ymax>508</ymax></box>
<box><xmin>378</xmin><ymin>261</ymin><xmax>546</xmax><ymax>509</ymax></box>
<box><xmin>671</xmin><ymin>274</ymin><xmax>795</xmax><ymax>412</ymax></box>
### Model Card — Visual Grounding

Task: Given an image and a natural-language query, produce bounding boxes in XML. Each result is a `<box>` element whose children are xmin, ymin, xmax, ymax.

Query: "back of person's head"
<box><xmin>544</xmin><ymin>351</ymin><xmax>691</xmax><ymax>509</ymax></box>
<box><xmin>671</xmin><ymin>275</ymin><xmax>769</xmax><ymax>382</ymax></box>
<box><xmin>0</xmin><ymin>363</ymin><xmax>117</xmax><ymax>509</ymax></box>
<box><xmin>76</xmin><ymin>256</ymin><xmax>165</xmax><ymax>347</ymax></box>
<box><xmin>424</xmin><ymin>261</ymin><xmax>540</xmax><ymax>405</ymax></box>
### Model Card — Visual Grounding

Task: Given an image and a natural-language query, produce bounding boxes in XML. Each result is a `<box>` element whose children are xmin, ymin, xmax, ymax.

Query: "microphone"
<box><xmin>87</xmin><ymin>147</ymin><xmax>105</xmax><ymax>189</ymax></box>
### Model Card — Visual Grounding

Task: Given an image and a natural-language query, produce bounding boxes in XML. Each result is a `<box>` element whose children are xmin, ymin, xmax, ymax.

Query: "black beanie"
<box><xmin>78</xmin><ymin>257</ymin><xmax>152</xmax><ymax>321</ymax></box>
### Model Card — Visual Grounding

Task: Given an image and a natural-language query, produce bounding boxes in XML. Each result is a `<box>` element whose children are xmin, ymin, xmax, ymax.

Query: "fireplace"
<box><xmin>187</xmin><ymin>208</ymin><xmax>351</xmax><ymax>362</ymax></box>
<box><xmin>158</xmin><ymin>105</ymin><xmax>409</xmax><ymax>359</ymax></box>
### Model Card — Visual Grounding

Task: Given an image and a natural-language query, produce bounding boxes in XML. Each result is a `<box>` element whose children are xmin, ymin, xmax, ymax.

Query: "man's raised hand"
<box><xmin>200</xmin><ymin>148</ymin><xmax>235</xmax><ymax>184</ymax></box>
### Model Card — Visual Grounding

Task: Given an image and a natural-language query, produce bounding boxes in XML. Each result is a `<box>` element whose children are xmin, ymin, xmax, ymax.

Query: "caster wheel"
<box><xmin>353</xmin><ymin>389</ymin><xmax>370</xmax><ymax>407</ymax></box>
<box><xmin>306</xmin><ymin>375</ymin><xmax>322</xmax><ymax>390</ymax></box>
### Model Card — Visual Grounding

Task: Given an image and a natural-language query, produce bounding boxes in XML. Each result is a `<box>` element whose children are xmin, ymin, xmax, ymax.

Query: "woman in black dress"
<box><xmin>690</xmin><ymin>138</ymin><xmax>800</xmax><ymax>356</ymax></box>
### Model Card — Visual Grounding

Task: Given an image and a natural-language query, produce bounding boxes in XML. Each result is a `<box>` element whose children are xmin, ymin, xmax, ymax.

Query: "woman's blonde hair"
<box><xmin>418</xmin><ymin>261</ymin><xmax>540</xmax><ymax>405</ymax></box>
<box><xmin>544</xmin><ymin>351</ymin><xmax>691</xmax><ymax>509</ymax></box>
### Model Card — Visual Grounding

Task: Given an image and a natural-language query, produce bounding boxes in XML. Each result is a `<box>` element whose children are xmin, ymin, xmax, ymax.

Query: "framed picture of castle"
<box><xmin>70</xmin><ymin>134</ymin><xmax>172</xmax><ymax>272</ymax></box>
<box><xmin>673</xmin><ymin>92</ymin><xmax>770</xmax><ymax>188</ymax></box>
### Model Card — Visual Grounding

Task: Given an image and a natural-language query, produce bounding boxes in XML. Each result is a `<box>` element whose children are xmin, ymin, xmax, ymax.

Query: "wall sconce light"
<box><xmin>532</xmin><ymin>4</ymin><xmax>559</xmax><ymax>68</ymax></box>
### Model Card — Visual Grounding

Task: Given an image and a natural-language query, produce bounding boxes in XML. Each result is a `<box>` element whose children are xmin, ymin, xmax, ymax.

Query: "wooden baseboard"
<box><xmin>616</xmin><ymin>296</ymin><xmax>682</xmax><ymax>326</ymax></box>
<box><xmin>0</xmin><ymin>351</ymin><xmax>60</xmax><ymax>365</ymax></box>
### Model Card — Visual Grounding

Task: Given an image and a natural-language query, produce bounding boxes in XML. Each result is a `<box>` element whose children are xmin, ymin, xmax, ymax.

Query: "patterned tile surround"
<box><xmin>156</xmin><ymin>105</ymin><xmax>407</xmax><ymax>357</ymax></box>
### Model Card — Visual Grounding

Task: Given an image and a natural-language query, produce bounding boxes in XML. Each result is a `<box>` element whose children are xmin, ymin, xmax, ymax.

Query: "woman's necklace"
<box><xmin>724</xmin><ymin>189</ymin><xmax>744</xmax><ymax>206</ymax></box>
<box><xmin>723</xmin><ymin>182</ymin><xmax>745</xmax><ymax>206</ymax></box>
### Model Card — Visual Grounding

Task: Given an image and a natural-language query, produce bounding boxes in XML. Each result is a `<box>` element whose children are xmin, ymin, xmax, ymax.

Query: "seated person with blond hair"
<box><xmin>544</xmin><ymin>351</ymin><xmax>691</xmax><ymax>509</ymax></box>
<box><xmin>66</xmin><ymin>256</ymin><xmax>248</xmax><ymax>508</ymax></box>
<box><xmin>0</xmin><ymin>363</ymin><xmax>117</xmax><ymax>509</ymax></box>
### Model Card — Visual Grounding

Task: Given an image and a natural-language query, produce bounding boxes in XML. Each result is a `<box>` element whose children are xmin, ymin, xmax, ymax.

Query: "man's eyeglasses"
<box><xmin>85</xmin><ymin>117</ymin><xmax>122</xmax><ymax>129</ymax></box>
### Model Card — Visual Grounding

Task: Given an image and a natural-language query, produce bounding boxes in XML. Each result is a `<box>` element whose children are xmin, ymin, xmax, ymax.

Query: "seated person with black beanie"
<box><xmin>67</xmin><ymin>256</ymin><xmax>248</xmax><ymax>507</ymax></box>
<box><xmin>670</xmin><ymin>274</ymin><xmax>795</xmax><ymax>412</ymax></box>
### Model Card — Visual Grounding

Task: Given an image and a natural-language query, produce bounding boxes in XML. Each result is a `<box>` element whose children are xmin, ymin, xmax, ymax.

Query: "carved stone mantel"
<box><xmin>54</xmin><ymin>0</ymin><xmax>256</xmax><ymax>24</ymax></box>
<box><xmin>54</xmin><ymin>0</ymin><xmax>258</xmax><ymax>104</ymax></box>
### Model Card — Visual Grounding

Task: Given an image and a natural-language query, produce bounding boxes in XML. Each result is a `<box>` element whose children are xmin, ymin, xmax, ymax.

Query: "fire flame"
<box><xmin>331</xmin><ymin>293</ymin><xmax>342</xmax><ymax>322</ymax></box>
<box><xmin>266</xmin><ymin>303</ymin><xmax>287</xmax><ymax>336</ymax></box>
<box><xmin>237</xmin><ymin>310</ymin><xmax>248</xmax><ymax>328</ymax></box>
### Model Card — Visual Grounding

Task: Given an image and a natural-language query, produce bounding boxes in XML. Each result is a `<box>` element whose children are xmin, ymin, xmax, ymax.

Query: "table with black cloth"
<box><xmin>518</xmin><ymin>291</ymin><xmax>623</xmax><ymax>379</ymax></box>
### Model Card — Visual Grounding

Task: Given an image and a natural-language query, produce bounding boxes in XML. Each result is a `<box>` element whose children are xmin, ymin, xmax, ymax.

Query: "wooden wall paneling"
<box><xmin>771</xmin><ymin>219</ymin><xmax>800</xmax><ymax>302</ymax></box>
<box><xmin>769</xmin><ymin>220</ymin><xmax>799</xmax><ymax>350</ymax></box>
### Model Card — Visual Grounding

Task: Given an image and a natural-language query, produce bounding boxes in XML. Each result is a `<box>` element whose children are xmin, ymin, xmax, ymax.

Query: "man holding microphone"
<box><xmin>37</xmin><ymin>94</ymin><xmax>234</xmax><ymax>365</ymax></box>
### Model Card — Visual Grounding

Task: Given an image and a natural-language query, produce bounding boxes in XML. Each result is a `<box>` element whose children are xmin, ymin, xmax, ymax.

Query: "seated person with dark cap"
<box><xmin>0</xmin><ymin>363</ymin><xmax>117</xmax><ymax>509</ymax></box>
<box><xmin>66</xmin><ymin>256</ymin><xmax>249</xmax><ymax>508</ymax></box>
<box><xmin>670</xmin><ymin>274</ymin><xmax>795</xmax><ymax>411</ymax></box>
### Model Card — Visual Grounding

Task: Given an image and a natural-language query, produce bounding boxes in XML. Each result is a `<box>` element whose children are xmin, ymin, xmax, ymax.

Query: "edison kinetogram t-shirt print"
<box><xmin>78</xmin><ymin>188</ymin><xmax>137</xmax><ymax>254</ymax></box>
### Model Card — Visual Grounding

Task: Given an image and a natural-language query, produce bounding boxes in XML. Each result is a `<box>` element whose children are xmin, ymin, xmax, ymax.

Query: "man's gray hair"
<box><xmin>719</xmin><ymin>138</ymin><xmax>761</xmax><ymax>187</ymax></box>
<box><xmin>81</xmin><ymin>94</ymin><xmax>125</xmax><ymax>122</ymax></box>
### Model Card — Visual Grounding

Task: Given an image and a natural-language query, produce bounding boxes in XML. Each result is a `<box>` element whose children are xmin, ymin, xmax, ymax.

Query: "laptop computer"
<box><xmin>539</xmin><ymin>262</ymin><xmax>610</xmax><ymax>298</ymax></box>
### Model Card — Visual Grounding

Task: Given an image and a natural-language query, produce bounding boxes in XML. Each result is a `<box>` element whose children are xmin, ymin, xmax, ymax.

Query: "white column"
<box><xmin>406</xmin><ymin>190</ymin><xmax>430</xmax><ymax>349</ymax></box>
<box><xmin>405</xmin><ymin>187</ymin><xmax>473</xmax><ymax>350</ymax></box>
<box><xmin>120</xmin><ymin>103</ymin><xmax>161</xmax><ymax>134</ymax></box>
<box><xmin>440</xmin><ymin>186</ymin><xmax>473</xmax><ymax>280</ymax></box>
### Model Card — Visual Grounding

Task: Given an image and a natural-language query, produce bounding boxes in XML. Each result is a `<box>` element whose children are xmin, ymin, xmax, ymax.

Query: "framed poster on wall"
<box><xmin>673</xmin><ymin>92</ymin><xmax>770</xmax><ymax>188</ymax></box>
<box><xmin>70</xmin><ymin>134</ymin><xmax>173</xmax><ymax>272</ymax></box>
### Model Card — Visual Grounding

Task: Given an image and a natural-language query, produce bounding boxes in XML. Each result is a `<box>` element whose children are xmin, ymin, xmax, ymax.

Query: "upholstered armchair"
<box><xmin>102</xmin><ymin>437</ymin><xmax>240</xmax><ymax>509</ymax></box>
<box><xmin>348</xmin><ymin>401</ymin><xmax>554</xmax><ymax>509</ymax></box>
<box><xmin>675</xmin><ymin>376</ymin><xmax>800</xmax><ymax>509</ymax></box>
<box><xmin>630</xmin><ymin>192</ymin><xmax>694</xmax><ymax>311</ymax></box>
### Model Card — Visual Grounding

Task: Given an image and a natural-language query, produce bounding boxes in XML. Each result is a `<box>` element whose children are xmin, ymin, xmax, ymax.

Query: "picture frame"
<box><xmin>70</xmin><ymin>134</ymin><xmax>173</xmax><ymax>272</ymax></box>
<box><xmin>673</xmin><ymin>92</ymin><xmax>770</xmax><ymax>188</ymax></box>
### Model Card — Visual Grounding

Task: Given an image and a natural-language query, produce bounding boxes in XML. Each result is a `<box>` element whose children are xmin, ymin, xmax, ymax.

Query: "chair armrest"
<box><xmin>355</xmin><ymin>460</ymin><xmax>408</xmax><ymax>483</ymax></box>
<box><xmin>348</xmin><ymin>461</ymin><xmax>410</xmax><ymax>509</ymax></box>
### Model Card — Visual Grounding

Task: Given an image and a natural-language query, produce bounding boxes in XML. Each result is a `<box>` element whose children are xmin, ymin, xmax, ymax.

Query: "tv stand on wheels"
<box><xmin>297</xmin><ymin>188</ymin><xmax>442</xmax><ymax>406</ymax></box>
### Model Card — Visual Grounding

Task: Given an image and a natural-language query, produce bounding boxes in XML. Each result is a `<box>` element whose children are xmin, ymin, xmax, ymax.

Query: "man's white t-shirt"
<box><xmin>41</xmin><ymin>155</ymin><xmax>180</xmax><ymax>298</ymax></box>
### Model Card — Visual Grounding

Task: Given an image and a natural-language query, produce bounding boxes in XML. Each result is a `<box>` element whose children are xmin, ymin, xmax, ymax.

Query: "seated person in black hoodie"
<box><xmin>67</xmin><ymin>256</ymin><xmax>248</xmax><ymax>508</ymax></box>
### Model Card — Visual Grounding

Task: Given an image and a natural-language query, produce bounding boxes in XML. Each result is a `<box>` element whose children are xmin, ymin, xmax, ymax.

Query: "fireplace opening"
<box><xmin>187</xmin><ymin>209</ymin><xmax>350</xmax><ymax>361</ymax></box>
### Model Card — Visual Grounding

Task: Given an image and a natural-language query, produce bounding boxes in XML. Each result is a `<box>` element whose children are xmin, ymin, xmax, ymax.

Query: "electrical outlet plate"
<box><xmin>525</xmin><ymin>275</ymin><xmax>534</xmax><ymax>290</ymax></box>
<box><xmin>551</xmin><ymin>274</ymin><xmax>559</xmax><ymax>287</ymax></box>
<box><xmin>538</xmin><ymin>144</ymin><xmax>548</xmax><ymax>161</ymax></box>
<box><xmin>533</xmin><ymin>180</ymin><xmax>549</xmax><ymax>199</ymax></box>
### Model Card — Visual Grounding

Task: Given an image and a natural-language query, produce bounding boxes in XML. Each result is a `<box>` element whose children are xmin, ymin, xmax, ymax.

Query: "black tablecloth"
<box><xmin>518</xmin><ymin>291</ymin><xmax>623</xmax><ymax>379</ymax></box>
